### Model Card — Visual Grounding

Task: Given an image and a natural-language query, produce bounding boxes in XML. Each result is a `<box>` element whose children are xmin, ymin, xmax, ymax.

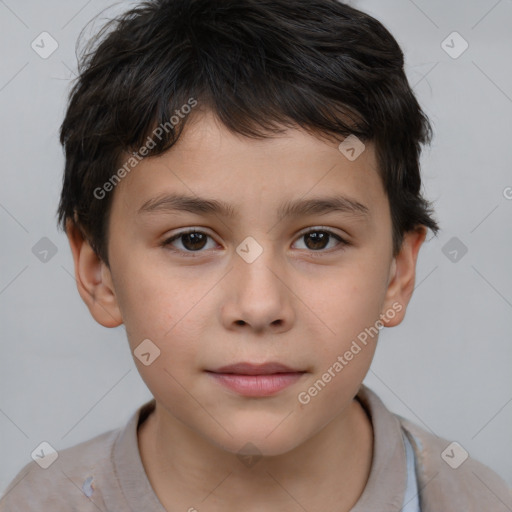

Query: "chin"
<box><xmin>207</xmin><ymin>418</ymin><xmax>308</xmax><ymax>458</ymax></box>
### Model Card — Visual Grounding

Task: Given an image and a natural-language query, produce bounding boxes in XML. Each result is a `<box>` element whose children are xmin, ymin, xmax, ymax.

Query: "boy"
<box><xmin>1</xmin><ymin>0</ymin><xmax>511</xmax><ymax>510</ymax></box>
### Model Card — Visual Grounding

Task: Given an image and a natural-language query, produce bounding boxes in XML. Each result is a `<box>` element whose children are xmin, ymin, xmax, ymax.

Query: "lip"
<box><xmin>206</xmin><ymin>362</ymin><xmax>306</xmax><ymax>397</ymax></box>
<box><xmin>212</xmin><ymin>362</ymin><xmax>301</xmax><ymax>375</ymax></box>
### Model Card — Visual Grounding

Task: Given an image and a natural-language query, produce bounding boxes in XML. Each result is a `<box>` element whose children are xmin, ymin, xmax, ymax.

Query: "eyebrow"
<box><xmin>138</xmin><ymin>193</ymin><xmax>370</xmax><ymax>221</ymax></box>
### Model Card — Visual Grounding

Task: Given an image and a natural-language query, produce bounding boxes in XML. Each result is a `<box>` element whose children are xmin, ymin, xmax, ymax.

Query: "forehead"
<box><xmin>112</xmin><ymin>112</ymin><xmax>388</xmax><ymax>224</ymax></box>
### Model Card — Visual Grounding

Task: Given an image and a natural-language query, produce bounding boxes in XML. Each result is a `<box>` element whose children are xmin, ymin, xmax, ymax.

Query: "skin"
<box><xmin>67</xmin><ymin>110</ymin><xmax>426</xmax><ymax>511</ymax></box>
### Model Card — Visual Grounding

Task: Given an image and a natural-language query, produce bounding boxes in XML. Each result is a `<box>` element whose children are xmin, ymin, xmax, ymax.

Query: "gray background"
<box><xmin>1</xmin><ymin>0</ymin><xmax>511</xmax><ymax>495</ymax></box>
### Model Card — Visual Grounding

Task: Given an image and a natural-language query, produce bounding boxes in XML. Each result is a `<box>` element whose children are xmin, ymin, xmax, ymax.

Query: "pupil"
<box><xmin>183</xmin><ymin>233</ymin><xmax>207</xmax><ymax>251</ymax></box>
<box><xmin>180</xmin><ymin>232</ymin><xmax>330</xmax><ymax>251</ymax></box>
<box><xmin>306</xmin><ymin>232</ymin><xmax>328</xmax><ymax>250</ymax></box>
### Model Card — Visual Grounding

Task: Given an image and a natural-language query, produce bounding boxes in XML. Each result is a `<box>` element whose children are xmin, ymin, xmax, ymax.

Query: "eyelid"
<box><xmin>161</xmin><ymin>228</ymin><xmax>220</xmax><ymax>253</ymax></box>
<box><xmin>295</xmin><ymin>225</ymin><xmax>346</xmax><ymax>238</ymax></box>
<box><xmin>295</xmin><ymin>225</ymin><xmax>350</xmax><ymax>243</ymax></box>
<box><xmin>292</xmin><ymin>226</ymin><xmax>350</xmax><ymax>250</ymax></box>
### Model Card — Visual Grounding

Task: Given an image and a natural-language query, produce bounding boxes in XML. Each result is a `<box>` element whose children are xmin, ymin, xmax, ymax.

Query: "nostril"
<box><xmin>235</xmin><ymin>320</ymin><xmax>246</xmax><ymax>326</ymax></box>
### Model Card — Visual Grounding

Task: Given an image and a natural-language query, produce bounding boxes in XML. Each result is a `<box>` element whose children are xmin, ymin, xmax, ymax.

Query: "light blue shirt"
<box><xmin>402</xmin><ymin>432</ymin><xmax>421</xmax><ymax>511</ymax></box>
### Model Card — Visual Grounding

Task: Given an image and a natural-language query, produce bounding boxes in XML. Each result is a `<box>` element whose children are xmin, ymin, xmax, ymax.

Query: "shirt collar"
<box><xmin>112</xmin><ymin>398</ymin><xmax>165</xmax><ymax>511</ymax></box>
<box><xmin>350</xmin><ymin>384</ymin><xmax>408</xmax><ymax>511</ymax></box>
<box><xmin>112</xmin><ymin>384</ymin><xmax>408</xmax><ymax>511</ymax></box>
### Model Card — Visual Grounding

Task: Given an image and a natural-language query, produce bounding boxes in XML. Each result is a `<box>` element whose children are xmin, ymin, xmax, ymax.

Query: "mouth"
<box><xmin>205</xmin><ymin>362</ymin><xmax>307</xmax><ymax>397</ymax></box>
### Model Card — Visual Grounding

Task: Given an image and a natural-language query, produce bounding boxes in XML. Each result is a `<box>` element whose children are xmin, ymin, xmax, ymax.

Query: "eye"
<box><xmin>292</xmin><ymin>228</ymin><xmax>349</xmax><ymax>252</ymax></box>
<box><xmin>162</xmin><ymin>230</ymin><xmax>218</xmax><ymax>253</ymax></box>
<box><xmin>161</xmin><ymin>227</ymin><xmax>349</xmax><ymax>255</ymax></box>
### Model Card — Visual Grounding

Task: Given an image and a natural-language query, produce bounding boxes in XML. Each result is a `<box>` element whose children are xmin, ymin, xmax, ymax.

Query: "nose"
<box><xmin>220</xmin><ymin>245</ymin><xmax>295</xmax><ymax>334</ymax></box>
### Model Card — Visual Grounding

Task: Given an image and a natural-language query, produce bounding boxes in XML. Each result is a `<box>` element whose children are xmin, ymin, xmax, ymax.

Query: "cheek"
<box><xmin>304</xmin><ymin>259</ymin><xmax>388</xmax><ymax>341</ymax></box>
<box><xmin>113</xmin><ymin>257</ymin><xmax>219</xmax><ymax>384</ymax></box>
<box><xmin>113</xmin><ymin>256</ymin><xmax>204</xmax><ymax>345</ymax></box>
<box><xmin>120</xmin><ymin>288</ymin><xmax>208</xmax><ymax>408</ymax></box>
<box><xmin>295</xmin><ymin>279</ymin><xmax>380</xmax><ymax>416</ymax></box>
<box><xmin>295</xmin><ymin>340</ymin><xmax>375</xmax><ymax>429</ymax></box>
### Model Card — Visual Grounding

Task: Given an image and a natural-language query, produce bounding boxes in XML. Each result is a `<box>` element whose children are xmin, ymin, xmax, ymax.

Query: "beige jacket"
<box><xmin>1</xmin><ymin>385</ymin><xmax>511</xmax><ymax>511</ymax></box>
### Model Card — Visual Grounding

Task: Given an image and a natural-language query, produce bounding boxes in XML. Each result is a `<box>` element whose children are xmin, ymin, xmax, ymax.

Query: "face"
<box><xmin>76</xmin><ymin>111</ymin><xmax>422</xmax><ymax>456</ymax></box>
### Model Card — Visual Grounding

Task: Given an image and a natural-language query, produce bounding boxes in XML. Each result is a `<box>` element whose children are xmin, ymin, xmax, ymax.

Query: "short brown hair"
<box><xmin>58</xmin><ymin>0</ymin><xmax>439</xmax><ymax>264</ymax></box>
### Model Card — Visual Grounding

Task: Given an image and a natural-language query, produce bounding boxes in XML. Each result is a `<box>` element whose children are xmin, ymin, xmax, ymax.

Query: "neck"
<box><xmin>138</xmin><ymin>397</ymin><xmax>373</xmax><ymax>512</ymax></box>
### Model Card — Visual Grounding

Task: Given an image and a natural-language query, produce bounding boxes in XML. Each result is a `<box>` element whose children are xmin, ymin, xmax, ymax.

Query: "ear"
<box><xmin>66</xmin><ymin>220</ymin><xmax>123</xmax><ymax>328</ymax></box>
<box><xmin>380</xmin><ymin>226</ymin><xmax>427</xmax><ymax>327</ymax></box>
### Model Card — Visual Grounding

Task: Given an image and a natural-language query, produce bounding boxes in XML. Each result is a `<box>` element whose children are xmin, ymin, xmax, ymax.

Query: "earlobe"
<box><xmin>381</xmin><ymin>226</ymin><xmax>427</xmax><ymax>327</ymax></box>
<box><xmin>66</xmin><ymin>220</ymin><xmax>123</xmax><ymax>328</ymax></box>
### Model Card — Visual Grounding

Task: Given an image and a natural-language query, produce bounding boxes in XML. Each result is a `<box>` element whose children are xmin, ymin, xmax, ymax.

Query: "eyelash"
<box><xmin>161</xmin><ymin>227</ymin><xmax>350</xmax><ymax>256</ymax></box>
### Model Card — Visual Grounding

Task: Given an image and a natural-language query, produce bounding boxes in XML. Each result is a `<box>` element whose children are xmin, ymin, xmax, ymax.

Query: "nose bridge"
<box><xmin>222</xmin><ymin>236</ymin><xmax>294</xmax><ymax>331</ymax></box>
<box><xmin>234</xmin><ymin>237</ymin><xmax>283</xmax><ymax>299</ymax></box>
